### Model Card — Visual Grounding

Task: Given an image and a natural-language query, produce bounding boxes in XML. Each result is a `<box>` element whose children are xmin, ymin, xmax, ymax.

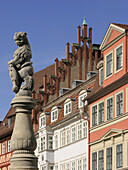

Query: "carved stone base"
<box><xmin>10</xmin><ymin>150</ymin><xmax>38</xmax><ymax>170</ymax></box>
<box><xmin>10</xmin><ymin>95</ymin><xmax>38</xmax><ymax>170</ymax></box>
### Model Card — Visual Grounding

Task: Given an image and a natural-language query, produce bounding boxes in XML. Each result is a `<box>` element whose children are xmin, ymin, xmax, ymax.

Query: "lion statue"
<box><xmin>8</xmin><ymin>32</ymin><xmax>34</xmax><ymax>95</ymax></box>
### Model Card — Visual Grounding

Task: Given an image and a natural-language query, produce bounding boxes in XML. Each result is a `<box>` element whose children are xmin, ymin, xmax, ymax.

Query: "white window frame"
<box><xmin>40</xmin><ymin>136</ymin><xmax>45</xmax><ymax>151</ymax></box>
<box><xmin>77</xmin><ymin>123</ymin><xmax>82</xmax><ymax>140</ymax></box>
<box><xmin>64</xmin><ymin>100</ymin><xmax>72</xmax><ymax>116</ymax></box>
<box><xmin>115</xmin><ymin>43</ymin><xmax>123</xmax><ymax>73</ymax></box>
<box><xmin>82</xmin><ymin>157</ymin><xmax>87</xmax><ymax>170</ymax></box>
<box><xmin>79</xmin><ymin>92</ymin><xmax>87</xmax><ymax>108</ymax></box>
<box><xmin>115</xmin><ymin>90</ymin><xmax>123</xmax><ymax>117</ymax></box>
<box><xmin>54</xmin><ymin>134</ymin><xmax>58</xmax><ymax>149</ymax></box>
<box><xmin>65</xmin><ymin>162</ymin><xmax>70</xmax><ymax>170</ymax></box>
<box><xmin>51</xmin><ymin>108</ymin><xmax>58</xmax><ymax>122</ymax></box>
<box><xmin>66</xmin><ymin>128</ymin><xmax>70</xmax><ymax>145</ymax></box>
<box><xmin>99</xmin><ymin>67</ymin><xmax>103</xmax><ymax>86</ymax></box>
<box><xmin>61</xmin><ymin>163</ymin><xmax>65</xmax><ymax>170</ymax></box>
<box><xmin>106</xmin><ymin>96</ymin><xmax>113</xmax><ymax>120</ymax></box>
<box><xmin>105</xmin><ymin>50</ymin><xmax>113</xmax><ymax>79</ymax></box>
<box><xmin>77</xmin><ymin>159</ymin><xmax>81</xmax><ymax>170</ymax></box>
<box><xmin>8</xmin><ymin>140</ymin><xmax>11</xmax><ymax>152</ymax></box>
<box><xmin>55</xmin><ymin>164</ymin><xmax>58</xmax><ymax>170</ymax></box>
<box><xmin>2</xmin><ymin>142</ymin><xmax>5</xmax><ymax>154</ymax></box>
<box><xmin>71</xmin><ymin>160</ymin><xmax>75</xmax><ymax>170</ymax></box>
<box><xmin>48</xmin><ymin>135</ymin><xmax>53</xmax><ymax>150</ymax></box>
<box><xmin>61</xmin><ymin>131</ymin><xmax>65</xmax><ymax>147</ymax></box>
<box><xmin>82</xmin><ymin>121</ymin><xmax>87</xmax><ymax>138</ymax></box>
<box><xmin>71</xmin><ymin>126</ymin><xmax>76</xmax><ymax>143</ymax></box>
<box><xmin>40</xmin><ymin>115</ymin><xmax>46</xmax><ymax>128</ymax></box>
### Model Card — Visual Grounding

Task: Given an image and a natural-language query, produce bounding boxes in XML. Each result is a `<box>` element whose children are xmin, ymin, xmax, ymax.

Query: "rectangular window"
<box><xmin>116</xmin><ymin>45</ymin><xmax>123</xmax><ymax>71</ymax></box>
<box><xmin>106</xmin><ymin>53</ymin><xmax>112</xmax><ymax>77</ymax></box>
<box><xmin>79</xmin><ymin>93</ymin><xmax>87</xmax><ymax>108</ymax></box>
<box><xmin>82</xmin><ymin>157</ymin><xmax>87</xmax><ymax>170</ymax></box>
<box><xmin>106</xmin><ymin>147</ymin><xmax>112</xmax><ymax>170</ymax></box>
<box><xmin>64</xmin><ymin>101</ymin><xmax>71</xmax><ymax>115</ymax></box>
<box><xmin>61</xmin><ymin>164</ymin><xmax>65</xmax><ymax>170</ymax></box>
<box><xmin>116</xmin><ymin>92</ymin><xmax>123</xmax><ymax>116</ymax></box>
<box><xmin>98</xmin><ymin>150</ymin><xmax>104</xmax><ymax>170</ymax></box>
<box><xmin>40</xmin><ymin>116</ymin><xmax>45</xmax><ymax>128</ymax></box>
<box><xmin>116</xmin><ymin>144</ymin><xmax>123</xmax><ymax>168</ymax></box>
<box><xmin>51</xmin><ymin>109</ymin><xmax>58</xmax><ymax>122</ymax></box>
<box><xmin>61</xmin><ymin>131</ymin><xmax>65</xmax><ymax>147</ymax></box>
<box><xmin>2</xmin><ymin>142</ymin><xmax>5</xmax><ymax>154</ymax></box>
<box><xmin>77</xmin><ymin>159</ymin><xmax>81</xmax><ymax>170</ymax></box>
<box><xmin>8</xmin><ymin>140</ymin><xmax>11</xmax><ymax>152</ymax></box>
<box><xmin>40</xmin><ymin>137</ymin><xmax>45</xmax><ymax>151</ymax></box>
<box><xmin>55</xmin><ymin>165</ymin><xmax>58</xmax><ymax>170</ymax></box>
<box><xmin>65</xmin><ymin>162</ymin><xmax>70</xmax><ymax>170</ymax></box>
<box><xmin>92</xmin><ymin>105</ymin><xmax>97</xmax><ymax>126</ymax></box>
<box><xmin>83</xmin><ymin>122</ymin><xmax>87</xmax><ymax>138</ymax></box>
<box><xmin>42</xmin><ymin>166</ymin><xmax>46</xmax><ymax>170</ymax></box>
<box><xmin>48</xmin><ymin>135</ymin><xmax>53</xmax><ymax>149</ymax></box>
<box><xmin>107</xmin><ymin>98</ymin><xmax>113</xmax><ymax>120</ymax></box>
<box><xmin>71</xmin><ymin>161</ymin><xmax>75</xmax><ymax>170</ymax></box>
<box><xmin>77</xmin><ymin>124</ymin><xmax>82</xmax><ymax>140</ymax></box>
<box><xmin>71</xmin><ymin>126</ymin><xmax>76</xmax><ymax>142</ymax></box>
<box><xmin>66</xmin><ymin>129</ymin><xmax>70</xmax><ymax>145</ymax></box>
<box><xmin>99</xmin><ymin>67</ymin><xmax>103</xmax><ymax>86</ymax></box>
<box><xmin>92</xmin><ymin>152</ymin><xmax>97</xmax><ymax>170</ymax></box>
<box><xmin>99</xmin><ymin>102</ymin><xmax>104</xmax><ymax>124</ymax></box>
<box><xmin>54</xmin><ymin>134</ymin><xmax>58</xmax><ymax>149</ymax></box>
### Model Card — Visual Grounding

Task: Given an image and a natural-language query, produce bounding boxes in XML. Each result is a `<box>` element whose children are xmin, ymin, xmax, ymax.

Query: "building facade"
<box><xmin>87</xmin><ymin>23</ymin><xmax>128</xmax><ymax>170</ymax></box>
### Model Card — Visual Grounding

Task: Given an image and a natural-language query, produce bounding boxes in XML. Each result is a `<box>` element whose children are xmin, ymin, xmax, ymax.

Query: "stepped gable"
<box><xmin>33</xmin><ymin>64</ymin><xmax>55</xmax><ymax>92</ymax></box>
<box><xmin>0</xmin><ymin>107</ymin><xmax>15</xmax><ymax>140</ymax></box>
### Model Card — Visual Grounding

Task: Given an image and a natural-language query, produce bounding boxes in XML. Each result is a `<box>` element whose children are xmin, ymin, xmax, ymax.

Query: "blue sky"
<box><xmin>0</xmin><ymin>0</ymin><xmax>128</xmax><ymax>120</ymax></box>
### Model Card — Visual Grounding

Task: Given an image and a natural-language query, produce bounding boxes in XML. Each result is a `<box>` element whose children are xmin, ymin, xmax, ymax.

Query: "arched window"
<box><xmin>51</xmin><ymin>106</ymin><xmax>58</xmax><ymax>122</ymax></box>
<box><xmin>64</xmin><ymin>98</ymin><xmax>72</xmax><ymax>116</ymax></box>
<box><xmin>79</xmin><ymin>90</ymin><xmax>87</xmax><ymax>108</ymax></box>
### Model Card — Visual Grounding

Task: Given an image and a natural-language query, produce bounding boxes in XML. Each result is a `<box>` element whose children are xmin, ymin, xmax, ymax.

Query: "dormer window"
<box><xmin>79</xmin><ymin>90</ymin><xmax>87</xmax><ymax>108</ymax></box>
<box><xmin>64</xmin><ymin>99</ymin><xmax>71</xmax><ymax>116</ymax></box>
<box><xmin>106</xmin><ymin>52</ymin><xmax>113</xmax><ymax>78</ymax></box>
<box><xmin>51</xmin><ymin>107</ymin><xmax>58</xmax><ymax>122</ymax></box>
<box><xmin>97</xmin><ymin>60</ymin><xmax>103</xmax><ymax>86</ymax></box>
<box><xmin>39</xmin><ymin>115</ymin><xmax>46</xmax><ymax>128</ymax></box>
<box><xmin>115</xmin><ymin>44</ymin><xmax>123</xmax><ymax>72</ymax></box>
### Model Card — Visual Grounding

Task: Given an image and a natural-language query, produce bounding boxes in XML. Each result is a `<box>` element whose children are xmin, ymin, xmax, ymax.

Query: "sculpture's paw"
<box><xmin>12</xmin><ymin>86</ymin><xmax>18</xmax><ymax>93</ymax></box>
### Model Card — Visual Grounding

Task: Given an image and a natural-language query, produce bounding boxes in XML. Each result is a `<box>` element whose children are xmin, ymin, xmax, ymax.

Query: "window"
<box><xmin>48</xmin><ymin>135</ymin><xmax>53</xmax><ymax>149</ymax></box>
<box><xmin>82</xmin><ymin>122</ymin><xmax>87</xmax><ymax>138</ymax></box>
<box><xmin>65</xmin><ymin>162</ymin><xmax>70</xmax><ymax>170</ymax></box>
<box><xmin>71</xmin><ymin>126</ymin><xmax>76</xmax><ymax>142</ymax></box>
<box><xmin>106</xmin><ymin>52</ymin><xmax>112</xmax><ymax>77</ymax></box>
<box><xmin>41</xmin><ymin>166</ymin><xmax>46</xmax><ymax>170</ymax></box>
<box><xmin>64</xmin><ymin>101</ymin><xmax>71</xmax><ymax>115</ymax></box>
<box><xmin>99</xmin><ymin>102</ymin><xmax>104</xmax><ymax>124</ymax></box>
<box><xmin>99</xmin><ymin>67</ymin><xmax>103</xmax><ymax>86</ymax></box>
<box><xmin>61</xmin><ymin>164</ymin><xmax>65</xmax><ymax>170</ymax></box>
<box><xmin>116</xmin><ymin>92</ymin><xmax>123</xmax><ymax>116</ymax></box>
<box><xmin>92</xmin><ymin>105</ymin><xmax>97</xmax><ymax>126</ymax></box>
<box><xmin>66</xmin><ymin>129</ymin><xmax>70</xmax><ymax>145</ymax></box>
<box><xmin>79</xmin><ymin>92</ymin><xmax>87</xmax><ymax>108</ymax></box>
<box><xmin>8</xmin><ymin>140</ymin><xmax>11</xmax><ymax>152</ymax></box>
<box><xmin>61</xmin><ymin>131</ymin><xmax>65</xmax><ymax>147</ymax></box>
<box><xmin>8</xmin><ymin>118</ymin><xmax>12</xmax><ymax>126</ymax></box>
<box><xmin>71</xmin><ymin>161</ymin><xmax>75</xmax><ymax>170</ymax></box>
<box><xmin>98</xmin><ymin>150</ymin><xmax>104</xmax><ymax>170</ymax></box>
<box><xmin>106</xmin><ymin>147</ymin><xmax>112</xmax><ymax>170</ymax></box>
<box><xmin>2</xmin><ymin>142</ymin><xmax>5</xmax><ymax>154</ymax></box>
<box><xmin>55</xmin><ymin>165</ymin><xmax>58</xmax><ymax>170</ymax></box>
<box><xmin>77</xmin><ymin>159</ymin><xmax>81</xmax><ymax>170</ymax></box>
<box><xmin>82</xmin><ymin>157</ymin><xmax>87</xmax><ymax>170</ymax></box>
<box><xmin>40</xmin><ymin>116</ymin><xmax>45</xmax><ymax>128</ymax></box>
<box><xmin>116</xmin><ymin>144</ymin><xmax>123</xmax><ymax>168</ymax></box>
<box><xmin>54</xmin><ymin>134</ymin><xmax>58</xmax><ymax>149</ymax></box>
<box><xmin>116</xmin><ymin>45</ymin><xmax>123</xmax><ymax>71</ymax></box>
<box><xmin>40</xmin><ymin>137</ymin><xmax>45</xmax><ymax>151</ymax></box>
<box><xmin>107</xmin><ymin>97</ymin><xmax>113</xmax><ymax>120</ymax></box>
<box><xmin>77</xmin><ymin>124</ymin><xmax>82</xmax><ymax>140</ymax></box>
<box><xmin>51</xmin><ymin>109</ymin><xmax>58</xmax><ymax>122</ymax></box>
<box><xmin>49</xmin><ymin>166</ymin><xmax>54</xmax><ymax>170</ymax></box>
<box><xmin>92</xmin><ymin>152</ymin><xmax>97</xmax><ymax>170</ymax></box>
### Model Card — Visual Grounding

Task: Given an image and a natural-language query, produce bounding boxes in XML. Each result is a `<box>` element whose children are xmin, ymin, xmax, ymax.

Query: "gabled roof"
<box><xmin>100</xmin><ymin>23</ymin><xmax>127</xmax><ymax>50</ymax></box>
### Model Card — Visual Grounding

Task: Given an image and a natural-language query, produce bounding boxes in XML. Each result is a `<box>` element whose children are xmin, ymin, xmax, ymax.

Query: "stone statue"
<box><xmin>8</xmin><ymin>32</ymin><xmax>34</xmax><ymax>95</ymax></box>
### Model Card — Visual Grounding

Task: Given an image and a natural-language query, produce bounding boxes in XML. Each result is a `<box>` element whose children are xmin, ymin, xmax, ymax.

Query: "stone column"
<box><xmin>10</xmin><ymin>95</ymin><xmax>38</xmax><ymax>170</ymax></box>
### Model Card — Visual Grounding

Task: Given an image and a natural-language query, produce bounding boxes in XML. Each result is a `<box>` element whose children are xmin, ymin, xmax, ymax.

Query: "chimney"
<box><xmin>60</xmin><ymin>59</ymin><xmax>65</xmax><ymax>82</ymax></box>
<box><xmin>66</xmin><ymin>42</ymin><xmax>70</xmax><ymax>61</ymax></box>
<box><xmin>77</xmin><ymin>25</ymin><xmax>81</xmax><ymax>47</ymax></box>
<box><xmin>43</xmin><ymin>74</ymin><xmax>47</xmax><ymax>104</ymax></box>
<box><xmin>72</xmin><ymin>43</ymin><xmax>76</xmax><ymax>66</ymax></box>
<box><xmin>82</xmin><ymin>17</ymin><xmax>87</xmax><ymax>38</ymax></box>
<box><xmin>95</xmin><ymin>50</ymin><xmax>98</xmax><ymax>70</ymax></box>
<box><xmin>55</xmin><ymin>58</ymin><xmax>59</xmax><ymax>77</ymax></box>
<box><xmin>89</xmin><ymin>27</ymin><xmax>92</xmax><ymax>42</ymax></box>
<box><xmin>89</xmin><ymin>27</ymin><xmax>93</xmax><ymax>71</ymax></box>
<box><xmin>49</xmin><ymin>75</ymin><xmax>53</xmax><ymax>95</ymax></box>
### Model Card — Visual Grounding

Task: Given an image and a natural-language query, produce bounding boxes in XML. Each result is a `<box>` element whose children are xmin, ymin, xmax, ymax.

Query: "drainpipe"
<box><xmin>79</xmin><ymin>108</ymin><xmax>90</xmax><ymax>170</ymax></box>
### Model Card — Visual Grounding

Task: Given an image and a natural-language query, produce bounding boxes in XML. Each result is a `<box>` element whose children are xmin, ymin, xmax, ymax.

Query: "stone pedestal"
<box><xmin>10</xmin><ymin>95</ymin><xmax>38</xmax><ymax>170</ymax></box>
